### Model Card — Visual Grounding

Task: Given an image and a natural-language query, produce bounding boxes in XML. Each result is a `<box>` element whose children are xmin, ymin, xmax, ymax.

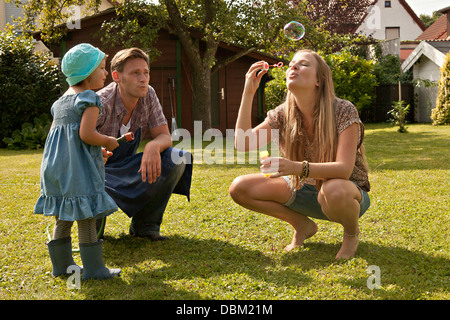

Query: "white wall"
<box><xmin>356</xmin><ymin>0</ymin><xmax>424</xmax><ymax>41</ymax></box>
<box><xmin>413</xmin><ymin>57</ymin><xmax>440</xmax><ymax>122</ymax></box>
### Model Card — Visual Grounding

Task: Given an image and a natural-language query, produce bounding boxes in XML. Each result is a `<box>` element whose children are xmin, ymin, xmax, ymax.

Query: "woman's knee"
<box><xmin>230</xmin><ymin>174</ymin><xmax>291</xmax><ymax>206</ymax></box>
<box><xmin>229</xmin><ymin>175</ymin><xmax>250</xmax><ymax>203</ymax></box>
<box><xmin>229</xmin><ymin>174</ymin><xmax>268</xmax><ymax>204</ymax></box>
<box><xmin>318</xmin><ymin>179</ymin><xmax>359</xmax><ymax>209</ymax></box>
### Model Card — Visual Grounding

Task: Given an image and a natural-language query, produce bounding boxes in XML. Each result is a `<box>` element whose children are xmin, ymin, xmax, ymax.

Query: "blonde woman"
<box><xmin>229</xmin><ymin>50</ymin><xmax>370</xmax><ymax>260</ymax></box>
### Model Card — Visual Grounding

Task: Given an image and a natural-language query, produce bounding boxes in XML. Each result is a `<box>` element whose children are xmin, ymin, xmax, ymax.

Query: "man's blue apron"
<box><xmin>104</xmin><ymin>128</ymin><xmax>192</xmax><ymax>217</ymax></box>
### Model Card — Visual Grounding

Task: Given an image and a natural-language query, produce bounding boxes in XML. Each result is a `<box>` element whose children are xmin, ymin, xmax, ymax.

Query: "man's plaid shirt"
<box><xmin>96</xmin><ymin>82</ymin><xmax>167</xmax><ymax>140</ymax></box>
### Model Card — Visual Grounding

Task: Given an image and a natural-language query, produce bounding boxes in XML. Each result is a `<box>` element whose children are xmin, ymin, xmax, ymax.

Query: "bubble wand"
<box><xmin>258</xmin><ymin>61</ymin><xmax>283</xmax><ymax>76</ymax></box>
<box><xmin>102</xmin><ymin>132</ymin><xmax>135</xmax><ymax>158</ymax></box>
<box><xmin>117</xmin><ymin>132</ymin><xmax>135</xmax><ymax>143</ymax></box>
<box><xmin>263</xmin><ymin>61</ymin><xmax>284</xmax><ymax>71</ymax></box>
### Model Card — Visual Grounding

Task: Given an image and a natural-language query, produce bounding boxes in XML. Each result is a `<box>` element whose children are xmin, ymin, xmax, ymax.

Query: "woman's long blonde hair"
<box><xmin>283</xmin><ymin>50</ymin><xmax>337</xmax><ymax>190</ymax></box>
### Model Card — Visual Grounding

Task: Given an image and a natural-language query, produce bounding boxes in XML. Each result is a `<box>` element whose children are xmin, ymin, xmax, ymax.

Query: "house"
<box><xmin>355</xmin><ymin>0</ymin><xmax>426</xmax><ymax>59</ymax></box>
<box><xmin>401</xmin><ymin>6</ymin><xmax>450</xmax><ymax>122</ymax></box>
<box><xmin>416</xmin><ymin>6</ymin><xmax>449</xmax><ymax>41</ymax></box>
<box><xmin>355</xmin><ymin>0</ymin><xmax>426</xmax><ymax>41</ymax></box>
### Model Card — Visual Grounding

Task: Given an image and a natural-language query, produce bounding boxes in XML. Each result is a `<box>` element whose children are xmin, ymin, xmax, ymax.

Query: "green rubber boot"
<box><xmin>47</xmin><ymin>237</ymin><xmax>82</xmax><ymax>277</ymax></box>
<box><xmin>79</xmin><ymin>240</ymin><xmax>121</xmax><ymax>280</ymax></box>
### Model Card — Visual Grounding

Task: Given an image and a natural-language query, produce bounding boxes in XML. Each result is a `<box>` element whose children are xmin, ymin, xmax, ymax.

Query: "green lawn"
<box><xmin>0</xmin><ymin>123</ymin><xmax>449</xmax><ymax>300</ymax></box>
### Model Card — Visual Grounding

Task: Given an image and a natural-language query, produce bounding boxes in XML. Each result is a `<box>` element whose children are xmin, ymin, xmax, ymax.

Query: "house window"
<box><xmin>385</xmin><ymin>1</ymin><xmax>391</xmax><ymax>7</ymax></box>
<box><xmin>385</xmin><ymin>27</ymin><xmax>400</xmax><ymax>40</ymax></box>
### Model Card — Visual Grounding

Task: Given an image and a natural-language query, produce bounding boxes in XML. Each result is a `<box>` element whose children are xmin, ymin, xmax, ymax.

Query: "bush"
<box><xmin>324</xmin><ymin>50</ymin><xmax>377</xmax><ymax>114</ymax></box>
<box><xmin>388</xmin><ymin>100</ymin><xmax>410</xmax><ymax>133</ymax></box>
<box><xmin>264</xmin><ymin>51</ymin><xmax>377</xmax><ymax>116</ymax></box>
<box><xmin>2</xmin><ymin>114</ymin><xmax>52</xmax><ymax>150</ymax></box>
<box><xmin>431</xmin><ymin>52</ymin><xmax>450</xmax><ymax>125</ymax></box>
<box><xmin>0</xmin><ymin>29</ymin><xmax>61</xmax><ymax>148</ymax></box>
<box><xmin>373</xmin><ymin>54</ymin><xmax>413</xmax><ymax>85</ymax></box>
<box><xmin>264</xmin><ymin>66</ymin><xmax>287</xmax><ymax>112</ymax></box>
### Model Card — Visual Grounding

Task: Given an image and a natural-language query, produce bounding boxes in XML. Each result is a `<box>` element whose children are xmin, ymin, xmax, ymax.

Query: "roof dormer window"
<box><xmin>385</xmin><ymin>1</ymin><xmax>391</xmax><ymax>7</ymax></box>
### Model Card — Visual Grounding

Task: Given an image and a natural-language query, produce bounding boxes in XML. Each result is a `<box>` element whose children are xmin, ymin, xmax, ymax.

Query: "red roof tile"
<box><xmin>400</xmin><ymin>48</ymin><xmax>414</xmax><ymax>61</ymax></box>
<box><xmin>416</xmin><ymin>14</ymin><xmax>448</xmax><ymax>40</ymax></box>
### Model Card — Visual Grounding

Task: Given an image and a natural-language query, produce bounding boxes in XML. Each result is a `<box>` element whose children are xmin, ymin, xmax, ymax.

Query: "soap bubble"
<box><xmin>283</xmin><ymin>21</ymin><xmax>305</xmax><ymax>41</ymax></box>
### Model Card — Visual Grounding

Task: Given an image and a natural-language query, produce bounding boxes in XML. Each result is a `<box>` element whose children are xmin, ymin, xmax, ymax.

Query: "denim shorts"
<box><xmin>281</xmin><ymin>176</ymin><xmax>370</xmax><ymax>221</ymax></box>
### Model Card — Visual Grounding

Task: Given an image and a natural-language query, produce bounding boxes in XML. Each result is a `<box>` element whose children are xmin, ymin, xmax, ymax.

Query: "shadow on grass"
<box><xmin>281</xmin><ymin>241</ymin><xmax>450</xmax><ymax>299</ymax></box>
<box><xmin>80</xmin><ymin>234</ymin><xmax>311</xmax><ymax>299</ymax></box>
<box><xmin>81</xmin><ymin>233</ymin><xmax>449</xmax><ymax>299</ymax></box>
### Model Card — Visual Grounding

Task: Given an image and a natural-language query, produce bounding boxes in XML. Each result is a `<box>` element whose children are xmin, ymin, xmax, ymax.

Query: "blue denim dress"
<box><xmin>34</xmin><ymin>90</ymin><xmax>118</xmax><ymax>221</ymax></box>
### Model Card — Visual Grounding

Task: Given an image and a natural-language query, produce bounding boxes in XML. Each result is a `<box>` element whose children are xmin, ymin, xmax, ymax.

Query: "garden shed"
<box><xmin>401</xmin><ymin>40</ymin><xmax>449</xmax><ymax>122</ymax></box>
<box><xmin>400</xmin><ymin>6</ymin><xmax>450</xmax><ymax>123</ymax></box>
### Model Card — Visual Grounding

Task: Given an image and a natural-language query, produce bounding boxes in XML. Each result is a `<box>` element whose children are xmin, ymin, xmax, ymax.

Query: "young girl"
<box><xmin>34</xmin><ymin>43</ymin><xmax>121</xmax><ymax>279</ymax></box>
<box><xmin>230</xmin><ymin>49</ymin><xmax>370</xmax><ymax>260</ymax></box>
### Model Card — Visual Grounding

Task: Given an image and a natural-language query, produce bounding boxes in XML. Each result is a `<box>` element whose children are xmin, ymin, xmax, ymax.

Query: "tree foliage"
<box><xmin>419</xmin><ymin>11</ymin><xmax>442</xmax><ymax>28</ymax></box>
<box><xmin>99</xmin><ymin>1</ymin><xmax>166</xmax><ymax>62</ymax></box>
<box><xmin>291</xmin><ymin>0</ymin><xmax>372</xmax><ymax>34</ymax></box>
<box><xmin>99</xmin><ymin>0</ymin><xmax>315</xmax><ymax>129</ymax></box>
<box><xmin>9</xmin><ymin>0</ymin><xmax>102</xmax><ymax>44</ymax></box>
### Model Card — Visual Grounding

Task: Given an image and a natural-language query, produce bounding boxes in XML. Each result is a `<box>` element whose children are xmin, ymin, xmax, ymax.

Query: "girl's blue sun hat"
<box><xmin>61</xmin><ymin>43</ymin><xmax>105</xmax><ymax>86</ymax></box>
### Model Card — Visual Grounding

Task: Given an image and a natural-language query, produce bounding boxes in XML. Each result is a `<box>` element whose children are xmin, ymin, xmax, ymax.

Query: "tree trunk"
<box><xmin>191</xmin><ymin>63</ymin><xmax>212</xmax><ymax>131</ymax></box>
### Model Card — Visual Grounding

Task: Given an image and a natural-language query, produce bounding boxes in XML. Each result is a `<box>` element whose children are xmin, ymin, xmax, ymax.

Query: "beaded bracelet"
<box><xmin>297</xmin><ymin>160</ymin><xmax>309</xmax><ymax>188</ymax></box>
<box><xmin>300</xmin><ymin>160</ymin><xmax>309</xmax><ymax>180</ymax></box>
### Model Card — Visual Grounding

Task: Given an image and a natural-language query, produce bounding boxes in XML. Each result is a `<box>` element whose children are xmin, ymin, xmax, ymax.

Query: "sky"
<box><xmin>405</xmin><ymin>0</ymin><xmax>449</xmax><ymax>16</ymax></box>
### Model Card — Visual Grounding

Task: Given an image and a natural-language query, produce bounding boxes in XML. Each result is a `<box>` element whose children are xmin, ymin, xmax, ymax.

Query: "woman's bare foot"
<box><xmin>335</xmin><ymin>231</ymin><xmax>359</xmax><ymax>260</ymax></box>
<box><xmin>284</xmin><ymin>218</ymin><xmax>318</xmax><ymax>251</ymax></box>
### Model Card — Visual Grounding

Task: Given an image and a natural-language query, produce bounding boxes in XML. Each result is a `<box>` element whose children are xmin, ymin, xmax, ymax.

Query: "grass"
<box><xmin>0</xmin><ymin>123</ymin><xmax>449</xmax><ymax>300</ymax></box>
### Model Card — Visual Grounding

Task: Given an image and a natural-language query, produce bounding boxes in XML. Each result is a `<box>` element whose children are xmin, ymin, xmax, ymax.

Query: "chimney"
<box><xmin>439</xmin><ymin>6</ymin><xmax>450</xmax><ymax>38</ymax></box>
<box><xmin>448</xmin><ymin>11</ymin><xmax>450</xmax><ymax>38</ymax></box>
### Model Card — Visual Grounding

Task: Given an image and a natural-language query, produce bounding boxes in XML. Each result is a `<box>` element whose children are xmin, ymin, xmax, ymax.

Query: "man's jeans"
<box><xmin>129</xmin><ymin>160</ymin><xmax>186</xmax><ymax>236</ymax></box>
<box><xmin>98</xmin><ymin>128</ymin><xmax>192</xmax><ymax>237</ymax></box>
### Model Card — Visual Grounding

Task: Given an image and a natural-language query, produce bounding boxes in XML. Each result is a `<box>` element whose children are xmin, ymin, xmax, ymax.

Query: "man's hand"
<box><xmin>139</xmin><ymin>141</ymin><xmax>162</xmax><ymax>183</ymax></box>
<box><xmin>138</xmin><ymin>124</ymin><xmax>172</xmax><ymax>183</ymax></box>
